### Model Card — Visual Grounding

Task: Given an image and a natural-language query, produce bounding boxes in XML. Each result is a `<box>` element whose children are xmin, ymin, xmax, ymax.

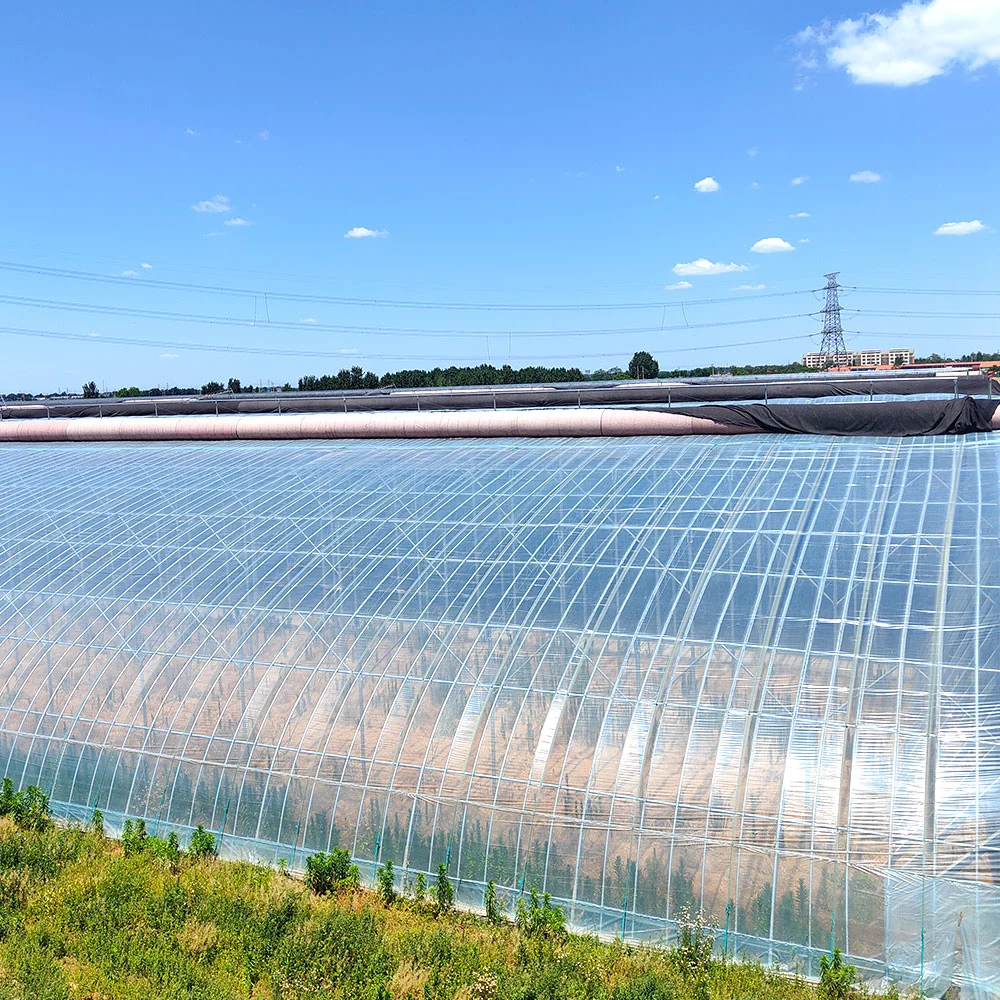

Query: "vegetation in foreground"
<box><xmin>0</xmin><ymin>780</ymin><xmax>885</xmax><ymax>1000</ymax></box>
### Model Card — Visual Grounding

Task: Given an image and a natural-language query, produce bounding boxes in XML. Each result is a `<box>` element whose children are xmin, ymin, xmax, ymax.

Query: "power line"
<box><xmin>0</xmin><ymin>293</ymin><xmax>813</xmax><ymax>339</ymax></box>
<box><xmin>852</xmin><ymin>286</ymin><xmax>1000</xmax><ymax>297</ymax></box>
<box><xmin>0</xmin><ymin>260</ymin><xmax>815</xmax><ymax>312</ymax></box>
<box><xmin>0</xmin><ymin>324</ymin><xmax>817</xmax><ymax>364</ymax></box>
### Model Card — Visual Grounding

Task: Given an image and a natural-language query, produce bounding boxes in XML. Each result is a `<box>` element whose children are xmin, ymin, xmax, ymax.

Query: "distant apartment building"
<box><xmin>802</xmin><ymin>348</ymin><xmax>914</xmax><ymax>369</ymax></box>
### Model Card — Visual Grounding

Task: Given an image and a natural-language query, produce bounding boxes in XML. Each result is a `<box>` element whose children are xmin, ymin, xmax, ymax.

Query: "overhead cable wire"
<box><xmin>0</xmin><ymin>294</ymin><xmax>813</xmax><ymax>339</ymax></box>
<box><xmin>851</xmin><ymin>286</ymin><xmax>1000</xmax><ymax>297</ymax></box>
<box><xmin>0</xmin><ymin>260</ymin><xmax>815</xmax><ymax>312</ymax></box>
<box><xmin>0</xmin><ymin>325</ymin><xmax>817</xmax><ymax>363</ymax></box>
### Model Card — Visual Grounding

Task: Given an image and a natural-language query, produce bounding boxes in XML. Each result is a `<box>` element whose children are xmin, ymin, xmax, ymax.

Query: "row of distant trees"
<box><xmin>25</xmin><ymin>348</ymin><xmax>999</xmax><ymax>404</ymax></box>
<box><xmin>70</xmin><ymin>352</ymin><xmax>816</xmax><ymax>401</ymax></box>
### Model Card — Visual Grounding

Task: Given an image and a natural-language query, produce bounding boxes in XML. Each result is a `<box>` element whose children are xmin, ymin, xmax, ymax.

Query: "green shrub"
<box><xmin>819</xmin><ymin>948</ymin><xmax>857</xmax><ymax>1000</ymax></box>
<box><xmin>90</xmin><ymin>808</ymin><xmax>104</xmax><ymax>837</ymax></box>
<box><xmin>413</xmin><ymin>870</ymin><xmax>427</xmax><ymax>902</ymax></box>
<box><xmin>377</xmin><ymin>858</ymin><xmax>396</xmax><ymax>905</ymax></box>
<box><xmin>0</xmin><ymin>779</ymin><xmax>52</xmax><ymax>832</ymax></box>
<box><xmin>304</xmin><ymin>847</ymin><xmax>356</xmax><ymax>894</ymax></box>
<box><xmin>188</xmin><ymin>824</ymin><xmax>216</xmax><ymax>858</ymax></box>
<box><xmin>515</xmin><ymin>887</ymin><xmax>566</xmax><ymax>937</ymax></box>
<box><xmin>485</xmin><ymin>879</ymin><xmax>503</xmax><ymax>925</ymax></box>
<box><xmin>434</xmin><ymin>862</ymin><xmax>454</xmax><ymax>914</ymax></box>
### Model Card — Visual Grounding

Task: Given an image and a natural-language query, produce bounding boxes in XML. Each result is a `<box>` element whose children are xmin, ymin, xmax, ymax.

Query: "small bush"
<box><xmin>0</xmin><ymin>779</ymin><xmax>52</xmax><ymax>833</ymax></box>
<box><xmin>819</xmin><ymin>947</ymin><xmax>857</xmax><ymax>1000</ymax></box>
<box><xmin>434</xmin><ymin>863</ymin><xmax>454</xmax><ymax>914</ymax></box>
<box><xmin>90</xmin><ymin>808</ymin><xmax>104</xmax><ymax>837</ymax></box>
<box><xmin>413</xmin><ymin>871</ymin><xmax>426</xmax><ymax>902</ymax></box>
<box><xmin>515</xmin><ymin>887</ymin><xmax>566</xmax><ymax>937</ymax></box>
<box><xmin>304</xmin><ymin>847</ymin><xmax>356</xmax><ymax>895</ymax></box>
<box><xmin>484</xmin><ymin>879</ymin><xmax>503</xmax><ymax>925</ymax></box>
<box><xmin>188</xmin><ymin>824</ymin><xmax>216</xmax><ymax>858</ymax></box>
<box><xmin>121</xmin><ymin>817</ymin><xmax>147</xmax><ymax>856</ymax></box>
<box><xmin>377</xmin><ymin>858</ymin><xmax>396</xmax><ymax>905</ymax></box>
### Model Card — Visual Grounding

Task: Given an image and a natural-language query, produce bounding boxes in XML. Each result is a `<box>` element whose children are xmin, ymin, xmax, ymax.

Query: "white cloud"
<box><xmin>672</xmin><ymin>258</ymin><xmax>749</xmax><ymax>276</ymax></box>
<box><xmin>120</xmin><ymin>269</ymin><xmax>139</xmax><ymax>277</ymax></box>
<box><xmin>747</xmin><ymin>146</ymin><xmax>758</xmax><ymax>157</ymax></box>
<box><xmin>344</xmin><ymin>226</ymin><xmax>387</xmax><ymax>239</ymax></box>
<box><xmin>88</xmin><ymin>332</ymin><xmax>101</xmax><ymax>338</ymax></box>
<box><xmin>750</xmin><ymin>181</ymin><xmax>760</xmax><ymax>190</ymax></box>
<box><xmin>224</xmin><ymin>217</ymin><xmax>254</xmax><ymax>226</ymax></box>
<box><xmin>800</xmin><ymin>0</ymin><xmax>1000</xmax><ymax>87</ymax></box>
<box><xmin>204</xmin><ymin>231</ymin><xmax>226</xmax><ymax>238</ymax></box>
<box><xmin>184</xmin><ymin>127</ymin><xmax>199</xmax><ymax>136</ymax></box>
<box><xmin>791</xmin><ymin>176</ymin><xmax>807</xmax><ymax>186</ymax></box>
<box><xmin>653</xmin><ymin>194</ymin><xmax>660</xmax><ymax>200</ymax></box>
<box><xmin>694</xmin><ymin>176</ymin><xmax>720</xmax><ymax>193</ymax></box>
<box><xmin>733</xmin><ymin>283</ymin><xmax>767</xmax><ymax>291</ymax></box>
<box><xmin>789</xmin><ymin>211</ymin><xmax>811</xmax><ymax>218</ymax></box>
<box><xmin>159</xmin><ymin>353</ymin><xmax>179</xmax><ymax>359</ymax></box>
<box><xmin>664</xmin><ymin>281</ymin><xmax>693</xmax><ymax>290</ymax></box>
<box><xmin>300</xmin><ymin>317</ymin><xmax>318</xmax><ymax>324</ymax></box>
<box><xmin>192</xmin><ymin>194</ymin><xmax>231</xmax><ymax>214</ymax></box>
<box><xmin>799</xmin><ymin>238</ymin><xmax>811</xmax><ymax>243</ymax></box>
<box><xmin>259</xmin><ymin>129</ymin><xmax>270</xmax><ymax>140</ymax></box>
<box><xmin>850</xmin><ymin>170</ymin><xmax>881</xmax><ymax>183</ymax></box>
<box><xmin>751</xmin><ymin>237</ymin><xmax>795</xmax><ymax>253</ymax></box>
<box><xmin>934</xmin><ymin>219</ymin><xmax>988</xmax><ymax>235</ymax></box>
<box><xmin>339</xmin><ymin>348</ymin><xmax>359</xmax><ymax>355</ymax></box>
<box><xmin>615</xmin><ymin>165</ymin><xmax>625</xmax><ymax>173</ymax></box>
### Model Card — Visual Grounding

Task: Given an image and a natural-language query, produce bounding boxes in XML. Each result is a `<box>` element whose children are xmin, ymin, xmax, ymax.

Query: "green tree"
<box><xmin>377</xmin><ymin>859</ymin><xmax>396</xmax><ymax>905</ymax></box>
<box><xmin>90</xmin><ymin>808</ymin><xmax>104</xmax><ymax>837</ymax></box>
<box><xmin>434</xmin><ymin>863</ymin><xmax>454</xmax><ymax>913</ymax></box>
<box><xmin>82</xmin><ymin>381</ymin><xmax>99</xmax><ymax>398</ymax></box>
<box><xmin>201</xmin><ymin>381</ymin><xmax>224</xmax><ymax>394</ymax></box>
<box><xmin>628</xmin><ymin>351</ymin><xmax>660</xmax><ymax>380</ymax></box>
<box><xmin>227</xmin><ymin>378</ymin><xmax>242</xmax><ymax>394</ymax></box>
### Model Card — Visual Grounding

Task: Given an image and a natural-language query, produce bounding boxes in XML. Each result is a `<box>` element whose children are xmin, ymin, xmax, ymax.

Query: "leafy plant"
<box><xmin>0</xmin><ymin>779</ymin><xmax>52</xmax><ymax>832</ymax></box>
<box><xmin>434</xmin><ymin>862</ymin><xmax>454</xmax><ymax>913</ymax></box>
<box><xmin>413</xmin><ymin>870</ymin><xmax>427</xmax><ymax>902</ymax></box>
<box><xmin>90</xmin><ymin>808</ymin><xmax>104</xmax><ymax>837</ymax></box>
<box><xmin>188</xmin><ymin>824</ymin><xmax>216</xmax><ymax>858</ymax></box>
<box><xmin>122</xmin><ymin>817</ymin><xmax>148</xmax><ymax>856</ymax></box>
<box><xmin>377</xmin><ymin>859</ymin><xmax>396</xmax><ymax>905</ymax></box>
<box><xmin>514</xmin><ymin>887</ymin><xmax>566</xmax><ymax>937</ymax></box>
<box><xmin>304</xmin><ymin>847</ymin><xmax>356</xmax><ymax>894</ymax></box>
<box><xmin>819</xmin><ymin>948</ymin><xmax>857</xmax><ymax>1000</ymax></box>
<box><xmin>484</xmin><ymin>879</ymin><xmax>502</xmax><ymax>925</ymax></box>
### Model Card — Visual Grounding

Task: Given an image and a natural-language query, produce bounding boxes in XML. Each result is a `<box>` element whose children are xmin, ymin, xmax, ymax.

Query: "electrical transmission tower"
<box><xmin>817</xmin><ymin>272</ymin><xmax>847</xmax><ymax>369</ymax></box>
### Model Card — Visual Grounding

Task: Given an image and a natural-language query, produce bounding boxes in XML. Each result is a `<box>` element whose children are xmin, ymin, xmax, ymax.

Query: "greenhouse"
<box><xmin>0</xmin><ymin>430</ymin><xmax>997</xmax><ymax>995</ymax></box>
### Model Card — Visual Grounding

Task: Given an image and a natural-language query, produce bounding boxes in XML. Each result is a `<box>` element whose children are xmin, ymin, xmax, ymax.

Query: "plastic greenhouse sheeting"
<box><xmin>0</xmin><ymin>436</ymin><xmax>996</xmax><ymax>995</ymax></box>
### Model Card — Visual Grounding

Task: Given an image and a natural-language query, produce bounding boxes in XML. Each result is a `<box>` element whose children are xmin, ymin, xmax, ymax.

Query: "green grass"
<box><xmin>0</xmin><ymin>815</ymin><xmax>869</xmax><ymax>1000</ymax></box>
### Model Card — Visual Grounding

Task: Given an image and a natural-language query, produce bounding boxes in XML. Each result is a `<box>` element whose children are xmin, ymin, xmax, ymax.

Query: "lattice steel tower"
<box><xmin>817</xmin><ymin>272</ymin><xmax>847</xmax><ymax>368</ymax></box>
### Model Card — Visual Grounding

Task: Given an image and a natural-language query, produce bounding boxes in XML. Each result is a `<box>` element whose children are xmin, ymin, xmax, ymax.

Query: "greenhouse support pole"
<box><xmin>620</xmin><ymin>891</ymin><xmax>628</xmax><ymax>939</ymax></box>
<box><xmin>445</xmin><ymin>844</ymin><xmax>451</xmax><ymax>872</ymax></box>
<box><xmin>289</xmin><ymin>821</ymin><xmax>299</xmax><ymax>868</ymax></box>
<box><xmin>372</xmin><ymin>833</ymin><xmax>382</xmax><ymax>886</ymax></box>
<box><xmin>216</xmin><ymin>797</ymin><xmax>231</xmax><ymax>856</ymax></box>
<box><xmin>724</xmin><ymin>901</ymin><xmax>731</xmax><ymax>958</ymax></box>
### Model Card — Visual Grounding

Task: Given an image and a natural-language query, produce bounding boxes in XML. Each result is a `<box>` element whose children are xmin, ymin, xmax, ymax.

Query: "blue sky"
<box><xmin>1</xmin><ymin>0</ymin><xmax>998</xmax><ymax>391</ymax></box>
